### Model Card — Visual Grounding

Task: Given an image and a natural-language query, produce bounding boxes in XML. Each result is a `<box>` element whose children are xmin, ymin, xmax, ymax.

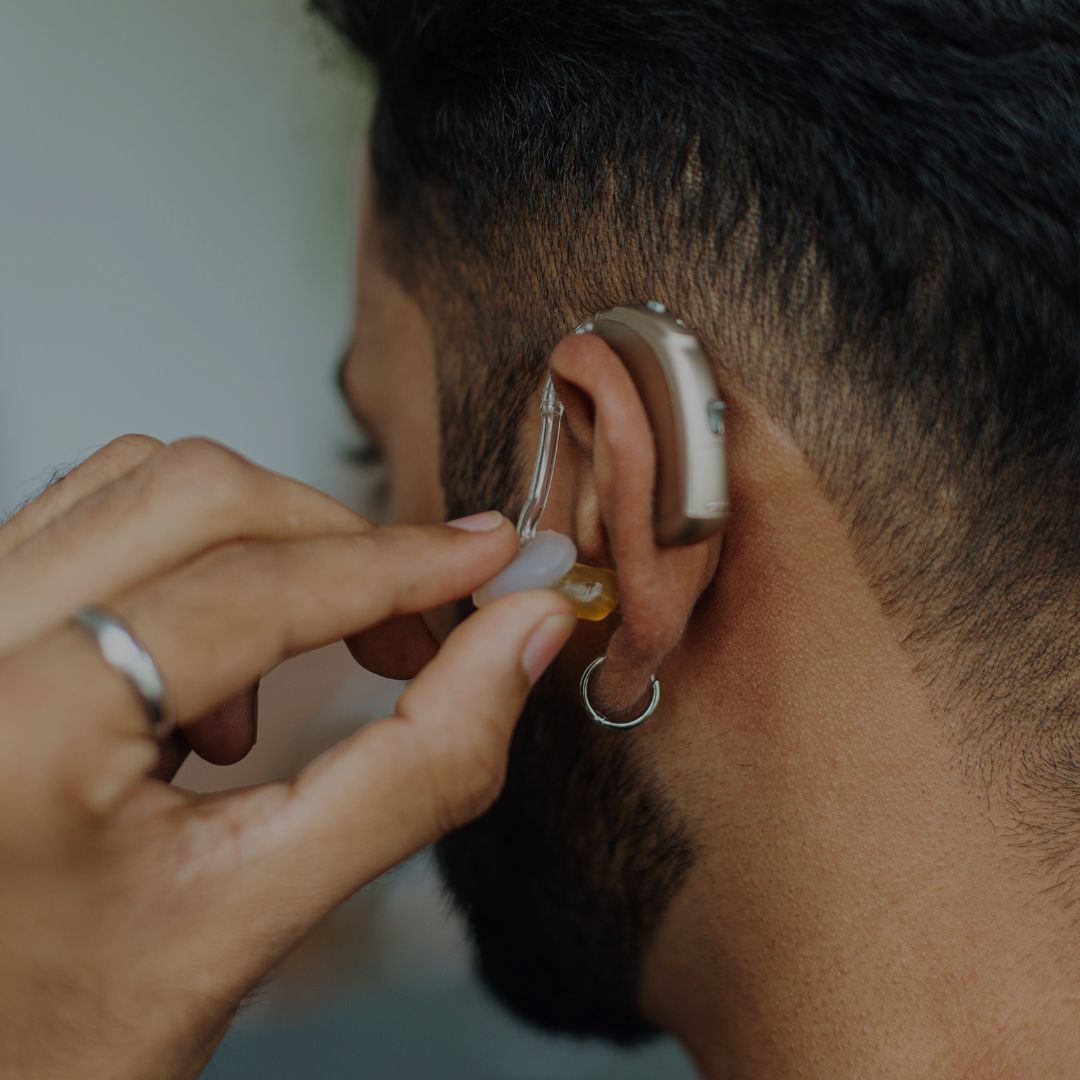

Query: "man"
<box><xmin>319</xmin><ymin>1</ymin><xmax>1080</xmax><ymax>1076</ymax></box>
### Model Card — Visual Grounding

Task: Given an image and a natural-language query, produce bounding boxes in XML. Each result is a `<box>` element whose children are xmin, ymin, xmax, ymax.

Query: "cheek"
<box><xmin>385</xmin><ymin>417</ymin><xmax>445</xmax><ymax>527</ymax></box>
<box><xmin>382</xmin><ymin>416</ymin><xmax>460</xmax><ymax>647</ymax></box>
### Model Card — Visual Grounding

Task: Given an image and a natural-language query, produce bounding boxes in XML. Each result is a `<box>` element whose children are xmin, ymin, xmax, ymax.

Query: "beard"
<box><xmin>429</xmin><ymin>317</ymin><xmax>699</xmax><ymax>1036</ymax></box>
<box><xmin>433</xmin><ymin>351</ymin><xmax>697</xmax><ymax>1044</ymax></box>
<box><xmin>435</xmin><ymin>658</ymin><xmax>696</xmax><ymax>1044</ymax></box>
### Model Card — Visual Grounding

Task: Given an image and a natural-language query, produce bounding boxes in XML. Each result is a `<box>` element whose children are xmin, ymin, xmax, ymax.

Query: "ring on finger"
<box><xmin>73</xmin><ymin>603</ymin><xmax>174</xmax><ymax>740</ymax></box>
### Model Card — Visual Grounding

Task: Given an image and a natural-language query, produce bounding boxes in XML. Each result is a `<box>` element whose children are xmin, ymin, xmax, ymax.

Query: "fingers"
<box><xmin>4</xmin><ymin>516</ymin><xmax>521</xmax><ymax>810</ymax></box>
<box><xmin>344</xmin><ymin>613</ymin><xmax>440</xmax><ymax>680</ymax></box>
<box><xmin>181</xmin><ymin>686</ymin><xmax>259</xmax><ymax>769</ymax></box>
<box><xmin>0</xmin><ymin>434</ymin><xmax>162</xmax><ymax>560</ymax></box>
<box><xmin>344</xmin><ymin>604</ymin><xmax>458</xmax><ymax>682</ymax></box>
<box><xmin>151</xmin><ymin>727</ymin><xmax>193</xmax><ymax>784</ymax></box>
<box><xmin>193</xmin><ymin>588</ymin><xmax>576</xmax><ymax>935</ymax></box>
<box><xmin>0</xmin><ymin>436</ymin><xmax>373</xmax><ymax>653</ymax></box>
<box><xmin>117</xmin><ymin>520</ymin><xmax>519</xmax><ymax>726</ymax></box>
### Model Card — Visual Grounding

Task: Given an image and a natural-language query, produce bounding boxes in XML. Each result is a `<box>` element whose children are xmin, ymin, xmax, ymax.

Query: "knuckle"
<box><xmin>204</xmin><ymin>537</ymin><xmax>280</xmax><ymax>583</ymax></box>
<box><xmin>370</xmin><ymin>527</ymin><xmax>433</xmax><ymax>611</ymax></box>
<box><xmin>327</xmin><ymin>527</ymin><xmax>408</xmax><ymax>608</ymax></box>
<box><xmin>189</xmin><ymin>540</ymin><xmax>288</xmax><ymax>657</ymax></box>
<box><xmin>430</xmin><ymin>729</ymin><xmax>507</xmax><ymax>834</ymax></box>
<box><xmin>100</xmin><ymin>433</ymin><xmax>165</xmax><ymax>468</ymax></box>
<box><xmin>394</xmin><ymin>682</ymin><xmax>508</xmax><ymax>834</ymax></box>
<box><xmin>164</xmin><ymin>435</ymin><xmax>245</xmax><ymax>474</ymax></box>
<box><xmin>158</xmin><ymin>437</ymin><xmax>253</xmax><ymax>507</ymax></box>
<box><xmin>388</xmin><ymin>573</ymin><xmax>424</xmax><ymax>614</ymax></box>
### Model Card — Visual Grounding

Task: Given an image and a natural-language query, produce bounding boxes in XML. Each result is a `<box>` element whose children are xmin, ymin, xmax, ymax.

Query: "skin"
<box><xmin>344</xmin><ymin>162</ymin><xmax>1080</xmax><ymax>1077</ymax></box>
<box><xmin>0</xmin><ymin>432</ymin><xmax>576</xmax><ymax>1077</ymax></box>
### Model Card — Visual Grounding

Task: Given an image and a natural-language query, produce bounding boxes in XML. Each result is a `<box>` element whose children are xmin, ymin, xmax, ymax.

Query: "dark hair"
<box><xmin>314</xmin><ymin>1</ymin><xmax>1080</xmax><ymax>864</ymax></box>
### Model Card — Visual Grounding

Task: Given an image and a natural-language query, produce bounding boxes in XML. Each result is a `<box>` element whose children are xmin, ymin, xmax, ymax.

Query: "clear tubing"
<box><xmin>515</xmin><ymin>374</ymin><xmax>564</xmax><ymax>547</ymax></box>
<box><xmin>479</xmin><ymin>360</ymin><xmax>619</xmax><ymax>622</ymax></box>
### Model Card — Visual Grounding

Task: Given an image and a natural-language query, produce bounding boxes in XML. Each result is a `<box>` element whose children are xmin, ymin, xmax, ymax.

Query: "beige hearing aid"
<box><xmin>473</xmin><ymin>301</ymin><xmax>729</xmax><ymax>619</ymax></box>
<box><xmin>591</xmin><ymin>301</ymin><xmax>729</xmax><ymax>544</ymax></box>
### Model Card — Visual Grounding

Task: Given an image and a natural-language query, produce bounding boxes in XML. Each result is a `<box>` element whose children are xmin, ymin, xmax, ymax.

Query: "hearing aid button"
<box><xmin>707</xmin><ymin>399</ymin><xmax>727</xmax><ymax>435</ymax></box>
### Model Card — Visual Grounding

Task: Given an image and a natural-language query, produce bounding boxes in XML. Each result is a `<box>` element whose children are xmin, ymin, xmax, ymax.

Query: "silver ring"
<box><xmin>579</xmin><ymin>655</ymin><xmax>660</xmax><ymax>731</ymax></box>
<box><xmin>73</xmin><ymin>604</ymin><xmax>173</xmax><ymax>740</ymax></box>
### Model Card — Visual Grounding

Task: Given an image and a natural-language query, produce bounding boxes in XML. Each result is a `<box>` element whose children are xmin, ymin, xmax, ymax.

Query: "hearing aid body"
<box><xmin>472</xmin><ymin>302</ymin><xmax>728</xmax><ymax>619</ymax></box>
<box><xmin>591</xmin><ymin>301</ymin><xmax>729</xmax><ymax>545</ymax></box>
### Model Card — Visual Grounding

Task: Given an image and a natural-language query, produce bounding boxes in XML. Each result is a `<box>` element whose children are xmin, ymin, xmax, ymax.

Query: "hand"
<box><xmin>0</xmin><ymin>435</ymin><xmax>575</xmax><ymax>1080</ymax></box>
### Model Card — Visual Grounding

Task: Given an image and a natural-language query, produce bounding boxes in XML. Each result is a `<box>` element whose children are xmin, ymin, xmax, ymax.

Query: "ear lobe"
<box><xmin>549</xmin><ymin>333</ymin><xmax>721</xmax><ymax>718</ymax></box>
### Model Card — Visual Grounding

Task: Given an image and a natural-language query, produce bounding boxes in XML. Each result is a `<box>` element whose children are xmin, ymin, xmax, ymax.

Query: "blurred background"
<box><xmin>0</xmin><ymin>3</ymin><xmax>695</xmax><ymax>1076</ymax></box>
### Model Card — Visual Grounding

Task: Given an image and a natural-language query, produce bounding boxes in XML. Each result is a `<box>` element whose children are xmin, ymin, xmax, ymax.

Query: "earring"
<box><xmin>579</xmin><ymin>656</ymin><xmax>661</xmax><ymax>730</ymax></box>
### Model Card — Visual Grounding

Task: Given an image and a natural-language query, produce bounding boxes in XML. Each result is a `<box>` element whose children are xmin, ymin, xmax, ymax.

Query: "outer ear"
<box><xmin>548</xmin><ymin>332</ymin><xmax>724</xmax><ymax>717</ymax></box>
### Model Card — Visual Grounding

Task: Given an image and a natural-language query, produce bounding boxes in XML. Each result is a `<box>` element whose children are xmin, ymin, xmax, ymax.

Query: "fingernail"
<box><xmin>447</xmin><ymin>510</ymin><xmax>506</xmax><ymax>532</ymax></box>
<box><xmin>521</xmin><ymin>613</ymin><xmax>577</xmax><ymax>685</ymax></box>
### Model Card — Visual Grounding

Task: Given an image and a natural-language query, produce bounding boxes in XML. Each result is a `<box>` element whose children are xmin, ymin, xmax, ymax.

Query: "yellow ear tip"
<box><xmin>555</xmin><ymin>562</ymin><xmax>619</xmax><ymax>621</ymax></box>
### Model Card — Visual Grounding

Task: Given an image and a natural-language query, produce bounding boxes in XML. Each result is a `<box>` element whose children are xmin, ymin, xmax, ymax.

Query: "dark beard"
<box><xmin>434</xmin><ymin>622</ymin><xmax>697</xmax><ymax>1044</ymax></box>
<box><xmin>432</xmin><ymin>335</ymin><xmax>697</xmax><ymax>1042</ymax></box>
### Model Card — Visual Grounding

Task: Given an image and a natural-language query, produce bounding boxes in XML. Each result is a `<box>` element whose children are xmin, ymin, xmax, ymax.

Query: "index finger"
<box><xmin>0</xmin><ymin>435</ymin><xmax>163</xmax><ymax>560</ymax></box>
<box><xmin>0</xmin><ymin>515</ymin><xmax>520</xmax><ymax>812</ymax></box>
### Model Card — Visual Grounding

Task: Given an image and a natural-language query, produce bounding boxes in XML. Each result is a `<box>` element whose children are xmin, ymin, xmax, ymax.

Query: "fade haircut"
<box><xmin>313</xmin><ymin>3</ymin><xmax>1080</xmax><ymax>874</ymax></box>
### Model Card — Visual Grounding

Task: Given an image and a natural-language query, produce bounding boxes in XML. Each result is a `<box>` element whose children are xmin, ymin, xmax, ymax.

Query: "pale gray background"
<box><xmin>0</xmin><ymin>2</ymin><xmax>695</xmax><ymax>1077</ymax></box>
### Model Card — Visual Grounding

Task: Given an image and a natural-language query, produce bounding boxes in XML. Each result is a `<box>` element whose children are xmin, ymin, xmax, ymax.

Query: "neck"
<box><xmin>646</xmin><ymin>866</ymin><xmax>1080</xmax><ymax>1077</ymax></box>
<box><xmin>637</xmin><ymin>412</ymin><xmax>1080</xmax><ymax>1078</ymax></box>
<box><xmin>642</xmin><ymin>756</ymin><xmax>1080</xmax><ymax>1078</ymax></box>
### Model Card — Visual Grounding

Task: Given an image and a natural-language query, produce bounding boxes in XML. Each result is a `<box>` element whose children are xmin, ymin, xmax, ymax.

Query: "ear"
<box><xmin>546</xmin><ymin>331</ymin><xmax>724</xmax><ymax>718</ymax></box>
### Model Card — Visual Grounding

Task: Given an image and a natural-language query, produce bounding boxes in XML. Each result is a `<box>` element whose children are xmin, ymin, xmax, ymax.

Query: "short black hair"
<box><xmin>314</xmin><ymin>3</ymin><xmax>1080</xmax><ymax>870</ymax></box>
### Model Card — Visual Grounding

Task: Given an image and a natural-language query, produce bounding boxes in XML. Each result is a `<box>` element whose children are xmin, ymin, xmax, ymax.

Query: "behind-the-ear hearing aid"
<box><xmin>473</xmin><ymin>301</ymin><xmax>729</xmax><ymax>619</ymax></box>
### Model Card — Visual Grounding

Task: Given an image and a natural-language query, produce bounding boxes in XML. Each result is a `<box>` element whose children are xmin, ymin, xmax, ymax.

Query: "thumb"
<box><xmin>191</xmin><ymin>587</ymin><xmax>575</xmax><ymax>945</ymax></box>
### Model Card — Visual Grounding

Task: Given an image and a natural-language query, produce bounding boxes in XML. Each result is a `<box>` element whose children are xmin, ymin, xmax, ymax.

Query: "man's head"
<box><xmin>318</xmin><ymin>0</ymin><xmax>1079</xmax><ymax>1054</ymax></box>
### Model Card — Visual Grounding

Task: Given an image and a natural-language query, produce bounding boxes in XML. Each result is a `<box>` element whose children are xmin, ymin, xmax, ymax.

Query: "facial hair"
<box><xmin>435</xmin><ymin>658</ymin><xmax>697</xmax><ymax>1044</ymax></box>
<box><xmin>434</xmin><ymin>357</ymin><xmax>697</xmax><ymax>1044</ymax></box>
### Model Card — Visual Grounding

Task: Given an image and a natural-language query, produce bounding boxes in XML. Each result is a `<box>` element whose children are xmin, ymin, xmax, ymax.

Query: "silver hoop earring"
<box><xmin>579</xmin><ymin>655</ymin><xmax>660</xmax><ymax>731</ymax></box>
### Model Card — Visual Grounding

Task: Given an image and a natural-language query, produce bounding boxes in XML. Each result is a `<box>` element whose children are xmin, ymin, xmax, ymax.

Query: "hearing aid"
<box><xmin>472</xmin><ymin>301</ymin><xmax>729</xmax><ymax>620</ymax></box>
